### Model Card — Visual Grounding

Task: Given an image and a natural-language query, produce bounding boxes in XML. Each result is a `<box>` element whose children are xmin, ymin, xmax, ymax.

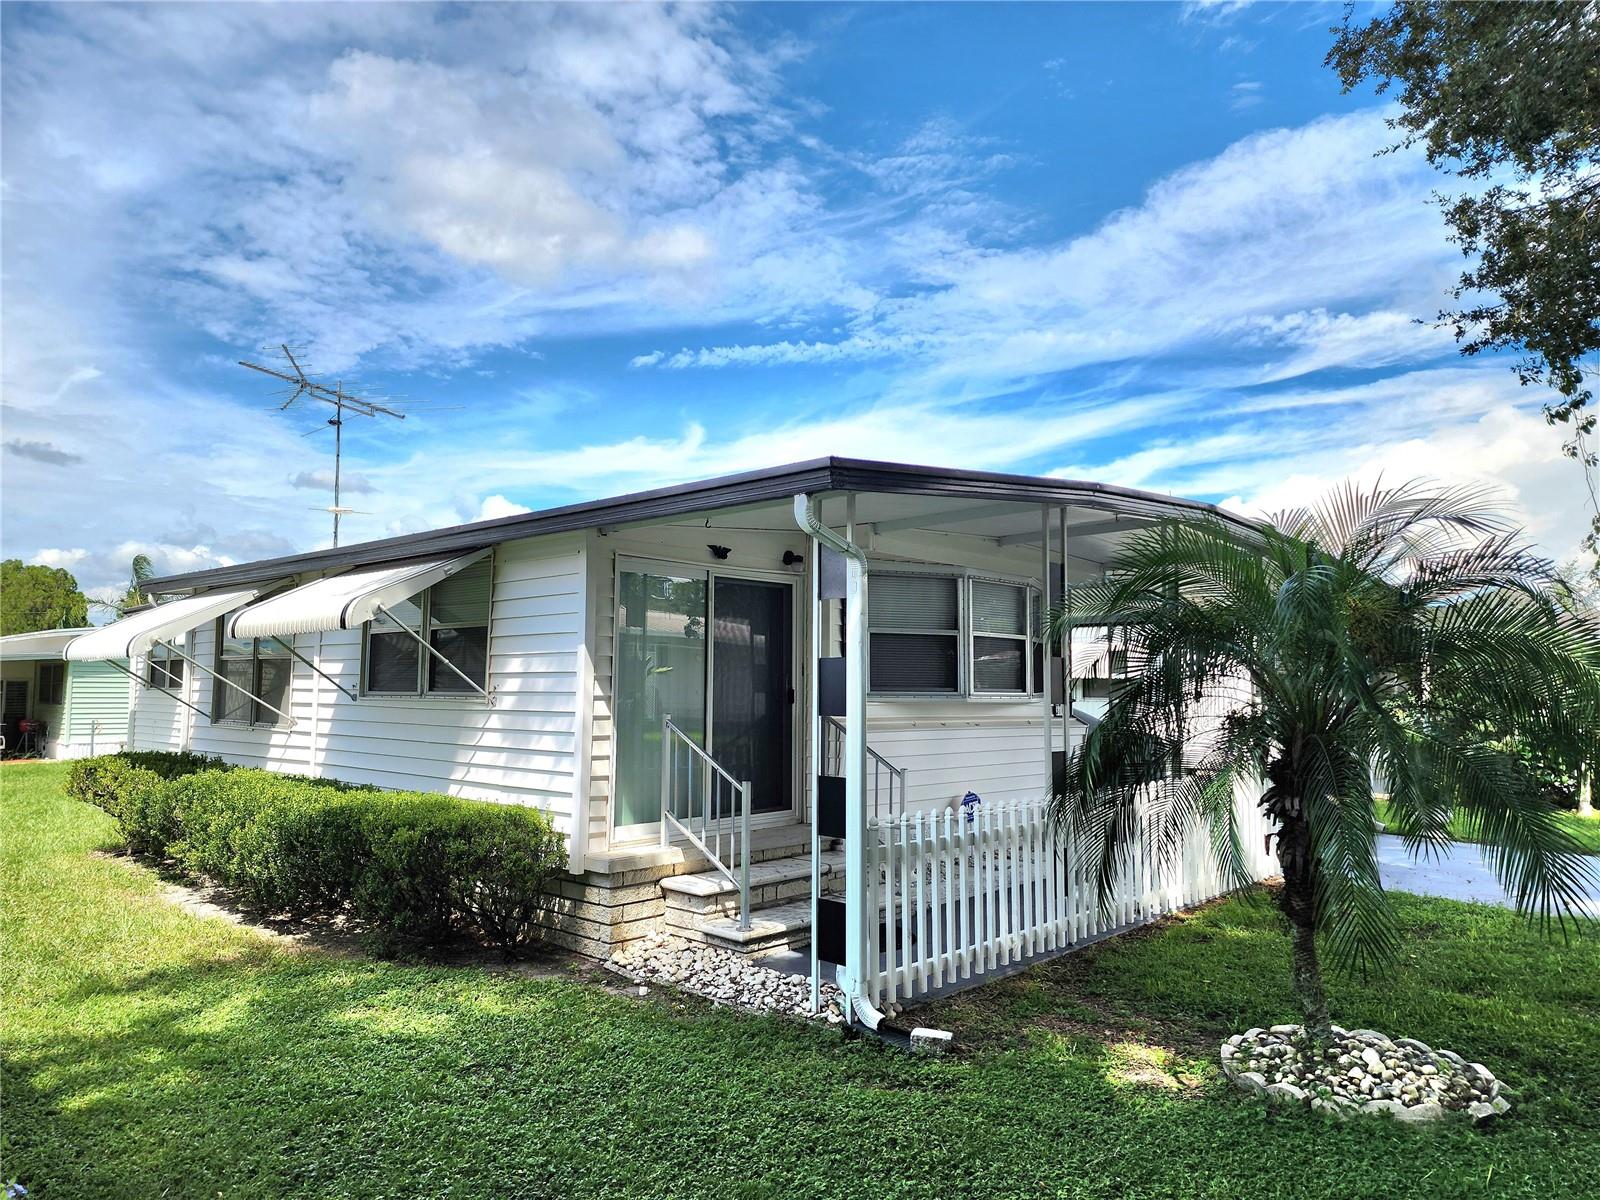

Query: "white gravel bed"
<box><xmin>609</xmin><ymin>932</ymin><xmax>846</xmax><ymax>1022</ymax></box>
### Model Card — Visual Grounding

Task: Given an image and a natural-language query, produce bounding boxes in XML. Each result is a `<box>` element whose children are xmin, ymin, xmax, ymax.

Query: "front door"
<box><xmin>612</xmin><ymin>561</ymin><xmax>795</xmax><ymax>840</ymax></box>
<box><xmin>710</xmin><ymin>578</ymin><xmax>792</xmax><ymax>816</ymax></box>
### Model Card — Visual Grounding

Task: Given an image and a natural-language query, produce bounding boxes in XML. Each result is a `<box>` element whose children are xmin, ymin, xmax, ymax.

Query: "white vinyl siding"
<box><xmin>129</xmin><ymin>535</ymin><xmax>588</xmax><ymax>845</ymax></box>
<box><xmin>59</xmin><ymin>660</ymin><xmax>133</xmax><ymax>756</ymax></box>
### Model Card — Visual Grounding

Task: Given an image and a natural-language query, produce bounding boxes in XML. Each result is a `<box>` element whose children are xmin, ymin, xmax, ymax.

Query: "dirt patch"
<box><xmin>1024</xmin><ymin>1001</ymin><xmax>1218</xmax><ymax>1062</ymax></box>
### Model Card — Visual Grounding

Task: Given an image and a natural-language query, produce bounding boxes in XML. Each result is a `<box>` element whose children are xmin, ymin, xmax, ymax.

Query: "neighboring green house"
<box><xmin>0</xmin><ymin>628</ymin><xmax>131</xmax><ymax>759</ymax></box>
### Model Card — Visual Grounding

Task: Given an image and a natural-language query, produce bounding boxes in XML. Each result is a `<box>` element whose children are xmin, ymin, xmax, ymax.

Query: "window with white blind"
<box><xmin>363</xmin><ymin>557</ymin><xmax>492</xmax><ymax>696</ymax></box>
<box><xmin>869</xmin><ymin>573</ymin><xmax>960</xmax><ymax>693</ymax></box>
<box><xmin>970</xmin><ymin>578</ymin><xmax>1033</xmax><ymax>694</ymax></box>
<box><xmin>866</xmin><ymin>570</ymin><xmax>1044</xmax><ymax>697</ymax></box>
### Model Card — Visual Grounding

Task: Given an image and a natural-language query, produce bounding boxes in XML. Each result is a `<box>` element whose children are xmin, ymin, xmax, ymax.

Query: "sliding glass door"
<box><xmin>613</xmin><ymin>561</ymin><xmax>794</xmax><ymax>840</ymax></box>
<box><xmin>614</xmin><ymin>567</ymin><xmax>708</xmax><ymax>832</ymax></box>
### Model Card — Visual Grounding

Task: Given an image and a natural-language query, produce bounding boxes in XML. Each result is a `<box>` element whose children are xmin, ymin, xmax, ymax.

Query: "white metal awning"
<box><xmin>227</xmin><ymin>549</ymin><xmax>490</xmax><ymax>640</ymax></box>
<box><xmin>0</xmin><ymin>628</ymin><xmax>95</xmax><ymax>662</ymax></box>
<box><xmin>65</xmin><ymin>588</ymin><xmax>269</xmax><ymax>663</ymax></box>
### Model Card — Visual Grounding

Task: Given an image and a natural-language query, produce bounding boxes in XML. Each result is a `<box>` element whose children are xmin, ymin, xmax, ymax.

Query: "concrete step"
<box><xmin>656</xmin><ymin>844</ymin><xmax>849</xmax><ymax>958</ymax></box>
<box><xmin>661</xmin><ymin>849</ymin><xmax>844</xmax><ymax>919</ymax></box>
<box><xmin>695</xmin><ymin>898</ymin><xmax>815</xmax><ymax>959</ymax></box>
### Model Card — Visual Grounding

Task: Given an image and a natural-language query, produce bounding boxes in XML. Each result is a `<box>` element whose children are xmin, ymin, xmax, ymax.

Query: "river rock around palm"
<box><xmin>1221</xmin><ymin>1025</ymin><xmax>1511</xmax><ymax>1123</ymax></box>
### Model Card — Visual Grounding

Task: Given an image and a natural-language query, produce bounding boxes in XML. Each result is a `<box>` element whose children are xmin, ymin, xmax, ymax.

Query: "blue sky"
<box><xmin>1</xmin><ymin>1</ymin><xmax>1588</xmax><ymax>601</ymax></box>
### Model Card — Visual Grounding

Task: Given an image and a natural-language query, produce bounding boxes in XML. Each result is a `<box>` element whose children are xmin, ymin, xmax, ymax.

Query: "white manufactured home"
<box><xmin>67</xmin><ymin>458</ymin><xmax>1275</xmax><ymax>1025</ymax></box>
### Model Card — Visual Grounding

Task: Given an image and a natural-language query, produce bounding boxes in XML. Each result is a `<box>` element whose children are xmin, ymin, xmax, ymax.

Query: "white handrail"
<box><xmin>659</xmin><ymin>715</ymin><xmax>753</xmax><ymax>931</ymax></box>
<box><xmin>822</xmin><ymin>716</ymin><xmax>908</xmax><ymax>820</ymax></box>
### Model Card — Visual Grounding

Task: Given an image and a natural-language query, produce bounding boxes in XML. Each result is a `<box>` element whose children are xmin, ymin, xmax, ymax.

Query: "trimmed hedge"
<box><xmin>66</xmin><ymin>753</ymin><xmax>567</xmax><ymax>956</ymax></box>
<box><xmin>65</xmin><ymin>750</ymin><xmax>229</xmax><ymax>855</ymax></box>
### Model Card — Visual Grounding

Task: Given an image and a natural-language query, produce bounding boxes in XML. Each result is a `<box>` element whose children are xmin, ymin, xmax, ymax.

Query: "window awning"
<box><xmin>65</xmin><ymin>587</ymin><xmax>270</xmax><ymax>663</ymax></box>
<box><xmin>0</xmin><ymin>628</ymin><xmax>94</xmax><ymax>662</ymax></box>
<box><xmin>227</xmin><ymin>549</ymin><xmax>490</xmax><ymax>641</ymax></box>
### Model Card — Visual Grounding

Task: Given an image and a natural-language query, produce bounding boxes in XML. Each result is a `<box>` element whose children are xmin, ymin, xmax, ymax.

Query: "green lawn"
<box><xmin>1373</xmin><ymin>795</ymin><xmax>1600</xmax><ymax>854</ymax></box>
<box><xmin>4</xmin><ymin>760</ymin><xmax>1598</xmax><ymax>1199</ymax></box>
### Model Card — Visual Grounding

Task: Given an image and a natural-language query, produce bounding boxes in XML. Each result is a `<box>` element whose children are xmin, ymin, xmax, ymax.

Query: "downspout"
<box><xmin>792</xmin><ymin>494</ymin><xmax>885</xmax><ymax>1031</ymax></box>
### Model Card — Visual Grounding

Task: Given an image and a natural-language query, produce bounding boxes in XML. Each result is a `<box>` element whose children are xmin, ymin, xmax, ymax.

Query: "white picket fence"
<box><xmin>861</xmin><ymin>782</ymin><xmax>1277</xmax><ymax>1010</ymax></box>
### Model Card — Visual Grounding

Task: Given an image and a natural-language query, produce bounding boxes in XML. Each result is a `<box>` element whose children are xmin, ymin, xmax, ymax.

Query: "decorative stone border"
<box><xmin>1220</xmin><ymin>1024</ymin><xmax>1511</xmax><ymax>1123</ymax></box>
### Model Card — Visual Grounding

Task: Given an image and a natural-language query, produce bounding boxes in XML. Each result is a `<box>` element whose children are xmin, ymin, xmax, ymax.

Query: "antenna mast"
<box><xmin>238</xmin><ymin>345</ymin><xmax>406</xmax><ymax>547</ymax></box>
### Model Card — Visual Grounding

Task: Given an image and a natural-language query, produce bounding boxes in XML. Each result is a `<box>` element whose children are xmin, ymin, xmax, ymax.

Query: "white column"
<box><xmin>842</xmin><ymin>525</ymin><xmax>869</xmax><ymax>1012</ymax></box>
<box><xmin>1060</xmin><ymin>509</ymin><xmax>1071</xmax><ymax>759</ymax></box>
<box><xmin>792</xmin><ymin>492</ymin><xmax>874</xmax><ymax>1025</ymax></box>
<box><xmin>1040</xmin><ymin>504</ymin><xmax>1052</xmax><ymax>790</ymax></box>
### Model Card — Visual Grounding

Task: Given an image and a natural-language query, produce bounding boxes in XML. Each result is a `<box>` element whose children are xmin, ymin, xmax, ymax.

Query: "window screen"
<box><xmin>971</xmin><ymin>580</ymin><xmax>1026</xmax><ymax>635</ymax></box>
<box><xmin>427</xmin><ymin>560</ymin><xmax>491</xmax><ymax>692</ymax></box>
<box><xmin>363</xmin><ymin>558</ymin><xmax>492</xmax><ymax>696</ymax></box>
<box><xmin>147</xmin><ymin>647</ymin><xmax>185</xmax><ymax>690</ymax></box>
<box><xmin>214</xmin><ymin>635</ymin><xmax>255</xmax><ymax>723</ymax></box>
<box><xmin>869</xmin><ymin>575</ymin><xmax>959</xmax><ymax>692</ymax></box>
<box><xmin>367</xmin><ymin>599</ymin><xmax>423</xmax><ymax>694</ymax></box>
<box><xmin>970</xmin><ymin>579</ymin><xmax>1037</xmax><ymax>694</ymax></box>
<box><xmin>213</xmin><ymin>625</ymin><xmax>292</xmax><ymax>724</ymax></box>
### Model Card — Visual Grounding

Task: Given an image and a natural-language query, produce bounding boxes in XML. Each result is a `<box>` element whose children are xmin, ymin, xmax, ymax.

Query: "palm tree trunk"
<box><xmin>1275</xmin><ymin>806</ymin><xmax>1332</xmax><ymax>1043</ymax></box>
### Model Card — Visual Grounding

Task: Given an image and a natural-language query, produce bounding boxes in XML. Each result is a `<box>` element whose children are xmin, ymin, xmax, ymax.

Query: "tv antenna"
<box><xmin>238</xmin><ymin>345</ymin><xmax>406</xmax><ymax>547</ymax></box>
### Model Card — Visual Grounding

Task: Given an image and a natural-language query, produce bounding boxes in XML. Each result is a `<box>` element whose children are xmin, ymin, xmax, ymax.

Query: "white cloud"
<box><xmin>638</xmin><ymin>109</ymin><xmax>1462</xmax><ymax>400</ymax></box>
<box><xmin>1219</xmin><ymin>404</ymin><xmax>1587</xmax><ymax>560</ymax></box>
<box><xmin>290</xmin><ymin>469</ymin><xmax>374</xmax><ymax>495</ymax></box>
<box><xmin>476</xmin><ymin>495</ymin><xmax>531</xmax><ymax>521</ymax></box>
<box><xmin>1229</xmin><ymin>80</ymin><xmax>1264</xmax><ymax>111</ymax></box>
<box><xmin>359</xmin><ymin>388</ymin><xmax>1189</xmax><ymax>511</ymax></box>
<box><xmin>1046</xmin><ymin>368</ymin><xmax>1592</xmax><ymax>562</ymax></box>
<box><xmin>1181</xmin><ymin>0</ymin><xmax>1257</xmax><ymax>23</ymax></box>
<box><xmin>1</xmin><ymin>4</ymin><xmax>843</xmax><ymax>375</ymax></box>
<box><xmin>29</xmin><ymin>541</ymin><xmax>235</xmax><ymax>588</ymax></box>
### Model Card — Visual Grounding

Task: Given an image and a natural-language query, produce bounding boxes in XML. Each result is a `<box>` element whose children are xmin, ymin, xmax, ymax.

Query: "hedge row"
<box><xmin>66</xmin><ymin>751</ymin><xmax>567</xmax><ymax>956</ymax></box>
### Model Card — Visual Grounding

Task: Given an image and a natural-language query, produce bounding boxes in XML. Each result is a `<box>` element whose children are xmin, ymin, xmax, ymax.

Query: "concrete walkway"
<box><xmin>1376</xmin><ymin>833</ymin><xmax>1600</xmax><ymax>918</ymax></box>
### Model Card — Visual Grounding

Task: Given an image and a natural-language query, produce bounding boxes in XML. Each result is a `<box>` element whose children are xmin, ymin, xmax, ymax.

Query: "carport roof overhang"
<box><xmin>142</xmin><ymin>456</ymin><xmax>1264</xmax><ymax>595</ymax></box>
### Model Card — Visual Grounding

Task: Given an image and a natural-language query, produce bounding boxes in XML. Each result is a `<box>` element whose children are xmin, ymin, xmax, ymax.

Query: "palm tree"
<box><xmin>91</xmin><ymin>553</ymin><xmax>157</xmax><ymax>619</ymax></box>
<box><xmin>1050</xmin><ymin>481</ymin><xmax>1600</xmax><ymax>1043</ymax></box>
